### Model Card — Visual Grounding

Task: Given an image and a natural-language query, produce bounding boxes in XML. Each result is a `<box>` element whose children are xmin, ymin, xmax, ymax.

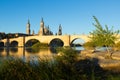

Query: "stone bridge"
<box><xmin>0</xmin><ymin>34</ymin><xmax>90</xmax><ymax>47</ymax></box>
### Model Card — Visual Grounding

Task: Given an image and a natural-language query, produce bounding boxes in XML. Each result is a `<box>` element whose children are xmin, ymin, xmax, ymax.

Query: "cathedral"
<box><xmin>26</xmin><ymin>18</ymin><xmax>62</xmax><ymax>36</ymax></box>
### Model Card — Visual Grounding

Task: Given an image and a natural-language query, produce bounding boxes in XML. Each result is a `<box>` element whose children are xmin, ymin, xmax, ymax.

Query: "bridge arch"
<box><xmin>70</xmin><ymin>38</ymin><xmax>85</xmax><ymax>47</ymax></box>
<box><xmin>49</xmin><ymin>38</ymin><xmax>64</xmax><ymax>47</ymax></box>
<box><xmin>0</xmin><ymin>35</ymin><xmax>90</xmax><ymax>47</ymax></box>
<box><xmin>0</xmin><ymin>42</ymin><xmax>4</xmax><ymax>47</ymax></box>
<box><xmin>10</xmin><ymin>41</ymin><xmax>18</xmax><ymax>47</ymax></box>
<box><xmin>25</xmin><ymin>39</ymin><xmax>40</xmax><ymax>47</ymax></box>
<box><xmin>70</xmin><ymin>35</ymin><xmax>89</xmax><ymax>44</ymax></box>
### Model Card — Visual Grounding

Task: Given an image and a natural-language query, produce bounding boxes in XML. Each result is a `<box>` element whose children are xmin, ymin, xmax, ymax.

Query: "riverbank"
<box><xmin>80</xmin><ymin>50</ymin><xmax>120</xmax><ymax>72</ymax></box>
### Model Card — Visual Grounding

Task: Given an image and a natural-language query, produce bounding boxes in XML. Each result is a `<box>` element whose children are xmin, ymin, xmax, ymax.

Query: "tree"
<box><xmin>83</xmin><ymin>41</ymin><xmax>96</xmax><ymax>50</ymax></box>
<box><xmin>89</xmin><ymin>16</ymin><xmax>119</xmax><ymax>57</ymax></box>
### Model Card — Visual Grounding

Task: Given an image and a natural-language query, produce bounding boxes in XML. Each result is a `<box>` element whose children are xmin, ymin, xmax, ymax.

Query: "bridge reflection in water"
<box><xmin>0</xmin><ymin>46</ymin><xmax>84</xmax><ymax>61</ymax></box>
<box><xmin>0</xmin><ymin>47</ymin><xmax>57</xmax><ymax>61</ymax></box>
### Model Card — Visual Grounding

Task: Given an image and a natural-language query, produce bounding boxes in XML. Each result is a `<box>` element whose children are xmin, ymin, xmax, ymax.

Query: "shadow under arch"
<box><xmin>49</xmin><ymin>38</ymin><xmax>64</xmax><ymax>47</ymax></box>
<box><xmin>25</xmin><ymin>39</ymin><xmax>40</xmax><ymax>47</ymax></box>
<box><xmin>10</xmin><ymin>41</ymin><xmax>18</xmax><ymax>47</ymax></box>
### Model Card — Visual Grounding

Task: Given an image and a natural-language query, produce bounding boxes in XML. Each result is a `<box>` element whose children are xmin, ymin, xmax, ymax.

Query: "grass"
<box><xmin>0</xmin><ymin>48</ymin><xmax>120</xmax><ymax>80</ymax></box>
<box><xmin>26</xmin><ymin>42</ymin><xmax>49</xmax><ymax>53</ymax></box>
<box><xmin>31</xmin><ymin>42</ymin><xmax>48</xmax><ymax>49</ymax></box>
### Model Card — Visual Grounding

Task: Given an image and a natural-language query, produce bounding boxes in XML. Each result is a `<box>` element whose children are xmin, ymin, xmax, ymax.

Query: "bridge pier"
<box><xmin>63</xmin><ymin>35</ymin><xmax>70</xmax><ymax>46</ymax></box>
<box><xmin>6</xmin><ymin>38</ymin><xmax>10</xmax><ymax>47</ymax></box>
<box><xmin>18</xmin><ymin>37</ymin><xmax>25</xmax><ymax>47</ymax></box>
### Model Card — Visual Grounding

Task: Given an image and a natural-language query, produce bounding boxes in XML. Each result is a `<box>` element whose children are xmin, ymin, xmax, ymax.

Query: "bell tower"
<box><xmin>38</xmin><ymin>18</ymin><xmax>45</xmax><ymax>35</ymax></box>
<box><xmin>26</xmin><ymin>19</ymin><xmax>31</xmax><ymax>35</ymax></box>
<box><xmin>58</xmin><ymin>24</ymin><xmax>62</xmax><ymax>35</ymax></box>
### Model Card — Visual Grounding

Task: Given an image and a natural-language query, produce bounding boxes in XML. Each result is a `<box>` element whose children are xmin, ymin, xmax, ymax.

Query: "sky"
<box><xmin>0</xmin><ymin>0</ymin><xmax>120</xmax><ymax>35</ymax></box>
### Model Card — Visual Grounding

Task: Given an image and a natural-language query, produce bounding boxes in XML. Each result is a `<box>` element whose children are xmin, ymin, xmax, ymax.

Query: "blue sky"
<box><xmin>0</xmin><ymin>0</ymin><xmax>120</xmax><ymax>35</ymax></box>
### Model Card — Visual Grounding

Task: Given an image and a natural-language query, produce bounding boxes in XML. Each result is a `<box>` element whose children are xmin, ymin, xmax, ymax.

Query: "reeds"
<box><xmin>0</xmin><ymin>48</ymin><xmax>120</xmax><ymax>80</ymax></box>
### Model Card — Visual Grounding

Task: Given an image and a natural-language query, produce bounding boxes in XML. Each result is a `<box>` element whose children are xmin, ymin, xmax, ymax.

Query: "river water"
<box><xmin>0</xmin><ymin>47</ymin><xmax>84</xmax><ymax>61</ymax></box>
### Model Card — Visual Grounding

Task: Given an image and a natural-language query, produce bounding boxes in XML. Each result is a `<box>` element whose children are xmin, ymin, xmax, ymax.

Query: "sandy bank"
<box><xmin>80</xmin><ymin>50</ymin><xmax>120</xmax><ymax>70</ymax></box>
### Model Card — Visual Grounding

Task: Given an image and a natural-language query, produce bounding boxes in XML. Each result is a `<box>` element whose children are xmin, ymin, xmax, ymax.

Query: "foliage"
<box><xmin>90</xmin><ymin>16</ymin><xmax>119</xmax><ymax>47</ymax></box>
<box><xmin>25</xmin><ymin>42</ymin><xmax>48</xmax><ymax>53</ymax></box>
<box><xmin>56</xmin><ymin>47</ymin><xmax>79</xmax><ymax>63</ymax></box>
<box><xmin>83</xmin><ymin>41</ymin><xmax>96</xmax><ymax>50</ymax></box>
<box><xmin>0</xmin><ymin>58</ymin><xmax>38</xmax><ymax>80</ymax></box>
<box><xmin>32</xmin><ymin>42</ymin><xmax>48</xmax><ymax>48</ymax></box>
<box><xmin>89</xmin><ymin>16</ymin><xmax>119</xmax><ymax>57</ymax></box>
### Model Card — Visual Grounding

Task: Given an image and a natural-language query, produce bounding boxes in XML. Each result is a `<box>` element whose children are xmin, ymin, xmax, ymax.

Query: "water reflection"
<box><xmin>0</xmin><ymin>47</ymin><xmax>56</xmax><ymax>60</ymax></box>
<box><xmin>0</xmin><ymin>46</ymin><xmax>83</xmax><ymax>61</ymax></box>
<box><xmin>0</xmin><ymin>48</ymin><xmax>4</xmax><ymax>52</ymax></box>
<box><xmin>10</xmin><ymin>47</ymin><xmax>18</xmax><ymax>53</ymax></box>
<box><xmin>72</xmin><ymin>46</ymin><xmax>84</xmax><ymax>51</ymax></box>
<box><xmin>26</xmin><ymin>47</ymin><xmax>40</xmax><ymax>53</ymax></box>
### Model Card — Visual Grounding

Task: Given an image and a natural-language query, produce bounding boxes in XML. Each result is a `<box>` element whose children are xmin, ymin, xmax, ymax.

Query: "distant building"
<box><xmin>38</xmin><ymin>18</ymin><xmax>44</xmax><ymax>35</ymax></box>
<box><xmin>7</xmin><ymin>33</ymin><xmax>28</xmax><ymax>38</ymax></box>
<box><xmin>0</xmin><ymin>33</ymin><xmax>29</xmax><ymax>39</ymax></box>
<box><xmin>25</xmin><ymin>18</ymin><xmax>62</xmax><ymax>36</ymax></box>
<box><xmin>26</xmin><ymin>19</ymin><xmax>31</xmax><ymax>35</ymax></box>
<box><xmin>1</xmin><ymin>18</ymin><xmax>62</xmax><ymax>40</ymax></box>
<box><xmin>14</xmin><ymin>33</ymin><xmax>29</xmax><ymax>37</ymax></box>
<box><xmin>38</xmin><ymin>18</ymin><xmax>54</xmax><ymax>35</ymax></box>
<box><xmin>32</xmin><ymin>30</ymin><xmax>35</xmax><ymax>35</ymax></box>
<box><xmin>58</xmin><ymin>24</ymin><xmax>62</xmax><ymax>35</ymax></box>
<box><xmin>0</xmin><ymin>32</ymin><xmax>5</xmax><ymax>39</ymax></box>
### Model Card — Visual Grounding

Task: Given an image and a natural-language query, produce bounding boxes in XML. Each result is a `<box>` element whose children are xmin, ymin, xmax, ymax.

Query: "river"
<box><xmin>0</xmin><ymin>47</ymin><xmax>84</xmax><ymax>61</ymax></box>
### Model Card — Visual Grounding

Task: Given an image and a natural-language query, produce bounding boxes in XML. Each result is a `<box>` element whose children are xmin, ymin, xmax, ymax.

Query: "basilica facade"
<box><xmin>26</xmin><ymin>18</ymin><xmax>62</xmax><ymax>36</ymax></box>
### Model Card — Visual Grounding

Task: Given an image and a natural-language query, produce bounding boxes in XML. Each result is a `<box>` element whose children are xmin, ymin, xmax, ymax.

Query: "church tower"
<box><xmin>58</xmin><ymin>24</ymin><xmax>62</xmax><ymax>35</ymax></box>
<box><xmin>38</xmin><ymin>18</ymin><xmax>45</xmax><ymax>35</ymax></box>
<box><xmin>32</xmin><ymin>30</ymin><xmax>35</xmax><ymax>35</ymax></box>
<box><xmin>26</xmin><ymin>19</ymin><xmax>31</xmax><ymax>35</ymax></box>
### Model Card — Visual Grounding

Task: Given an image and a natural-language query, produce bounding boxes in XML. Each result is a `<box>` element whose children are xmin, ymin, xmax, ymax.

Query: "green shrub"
<box><xmin>0</xmin><ymin>58</ymin><xmax>40</xmax><ymax>80</ymax></box>
<box><xmin>32</xmin><ymin>42</ymin><xmax>48</xmax><ymax>49</ymax></box>
<box><xmin>29</xmin><ymin>42</ymin><xmax>49</xmax><ymax>53</ymax></box>
<box><xmin>83</xmin><ymin>42</ymin><xmax>96</xmax><ymax>50</ymax></box>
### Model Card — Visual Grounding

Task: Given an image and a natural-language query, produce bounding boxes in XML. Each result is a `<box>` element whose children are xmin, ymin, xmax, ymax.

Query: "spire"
<box><xmin>38</xmin><ymin>17</ymin><xmax>45</xmax><ymax>35</ymax></box>
<box><xmin>26</xmin><ymin>19</ymin><xmax>31</xmax><ymax>35</ymax></box>
<box><xmin>58</xmin><ymin>24</ymin><xmax>62</xmax><ymax>35</ymax></box>
<box><xmin>32</xmin><ymin>30</ymin><xmax>35</xmax><ymax>35</ymax></box>
<box><xmin>40</xmin><ymin>17</ymin><xmax>44</xmax><ymax>27</ymax></box>
<box><xmin>41</xmin><ymin>17</ymin><xmax>44</xmax><ymax>22</ymax></box>
<box><xmin>47</xmin><ymin>25</ymin><xmax>49</xmax><ymax>30</ymax></box>
<box><xmin>28</xmin><ymin>19</ymin><xmax>30</xmax><ymax>24</ymax></box>
<box><xmin>59</xmin><ymin>24</ymin><xmax>62</xmax><ymax>30</ymax></box>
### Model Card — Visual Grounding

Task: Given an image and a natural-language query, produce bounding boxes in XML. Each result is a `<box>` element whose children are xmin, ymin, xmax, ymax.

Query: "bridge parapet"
<box><xmin>0</xmin><ymin>34</ymin><xmax>90</xmax><ymax>47</ymax></box>
<box><xmin>25</xmin><ymin>35</ymin><xmax>71</xmax><ymax>46</ymax></box>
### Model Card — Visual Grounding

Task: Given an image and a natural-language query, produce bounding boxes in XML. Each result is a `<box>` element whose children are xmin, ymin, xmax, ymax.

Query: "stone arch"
<box><xmin>25</xmin><ymin>39</ymin><xmax>40</xmax><ymax>47</ymax></box>
<box><xmin>49</xmin><ymin>38</ymin><xmax>64</xmax><ymax>47</ymax></box>
<box><xmin>10</xmin><ymin>41</ymin><xmax>18</xmax><ymax>47</ymax></box>
<box><xmin>0</xmin><ymin>42</ymin><xmax>4</xmax><ymax>47</ymax></box>
<box><xmin>70</xmin><ymin>38</ymin><xmax>85</xmax><ymax>47</ymax></box>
